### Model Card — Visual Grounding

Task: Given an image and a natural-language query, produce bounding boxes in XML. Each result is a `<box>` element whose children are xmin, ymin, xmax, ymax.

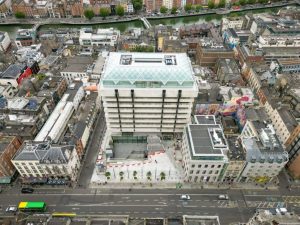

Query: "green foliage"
<box><xmin>132</xmin><ymin>0</ymin><xmax>143</xmax><ymax>11</ymax></box>
<box><xmin>131</xmin><ymin>45</ymin><xmax>154</xmax><ymax>52</ymax></box>
<box><xmin>84</xmin><ymin>9</ymin><xmax>94</xmax><ymax>20</ymax></box>
<box><xmin>105</xmin><ymin>172</ymin><xmax>111</xmax><ymax>177</ymax></box>
<box><xmin>133</xmin><ymin>171</ymin><xmax>137</xmax><ymax>176</ymax></box>
<box><xmin>146</xmin><ymin>171</ymin><xmax>152</xmax><ymax>178</ymax></box>
<box><xmin>218</xmin><ymin>0</ymin><xmax>226</xmax><ymax>8</ymax></box>
<box><xmin>35</xmin><ymin>74</ymin><xmax>46</xmax><ymax>80</ymax></box>
<box><xmin>230</xmin><ymin>12</ymin><xmax>239</xmax><ymax>17</ymax></box>
<box><xmin>171</xmin><ymin>7</ymin><xmax>177</xmax><ymax>14</ymax></box>
<box><xmin>239</xmin><ymin>0</ymin><xmax>247</xmax><ymax>5</ymax></box>
<box><xmin>160</xmin><ymin>6</ymin><xmax>168</xmax><ymax>14</ymax></box>
<box><xmin>195</xmin><ymin>5</ymin><xmax>202</xmax><ymax>12</ymax></box>
<box><xmin>100</xmin><ymin>7</ymin><xmax>110</xmax><ymax>18</ymax></box>
<box><xmin>247</xmin><ymin>0</ymin><xmax>256</xmax><ymax>4</ymax></box>
<box><xmin>208</xmin><ymin>0</ymin><xmax>215</xmax><ymax>9</ymax></box>
<box><xmin>184</xmin><ymin>3</ymin><xmax>193</xmax><ymax>12</ymax></box>
<box><xmin>116</xmin><ymin>5</ymin><xmax>125</xmax><ymax>16</ymax></box>
<box><xmin>160</xmin><ymin>172</ymin><xmax>166</xmax><ymax>181</ymax></box>
<box><xmin>15</xmin><ymin>11</ymin><xmax>25</xmax><ymax>19</ymax></box>
<box><xmin>119</xmin><ymin>171</ymin><xmax>124</xmax><ymax>177</ymax></box>
<box><xmin>258</xmin><ymin>0</ymin><xmax>268</xmax><ymax>3</ymax></box>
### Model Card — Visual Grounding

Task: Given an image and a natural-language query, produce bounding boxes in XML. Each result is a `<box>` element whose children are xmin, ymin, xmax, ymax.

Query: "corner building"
<box><xmin>100</xmin><ymin>52</ymin><xmax>198</xmax><ymax>133</ymax></box>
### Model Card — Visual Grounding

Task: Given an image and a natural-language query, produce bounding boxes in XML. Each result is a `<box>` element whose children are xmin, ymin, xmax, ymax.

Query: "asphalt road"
<box><xmin>77</xmin><ymin>107</ymin><xmax>106</xmax><ymax>187</ymax></box>
<box><xmin>1</xmin><ymin>188</ymin><xmax>300</xmax><ymax>224</ymax></box>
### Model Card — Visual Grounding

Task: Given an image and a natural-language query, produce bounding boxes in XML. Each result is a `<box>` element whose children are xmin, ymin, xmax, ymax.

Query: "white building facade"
<box><xmin>258</xmin><ymin>35</ymin><xmax>300</xmax><ymax>48</ymax></box>
<box><xmin>12</xmin><ymin>141</ymin><xmax>80</xmax><ymax>181</ymax></box>
<box><xmin>181</xmin><ymin>115</ymin><xmax>229</xmax><ymax>183</ymax></box>
<box><xmin>79</xmin><ymin>28</ymin><xmax>120</xmax><ymax>47</ymax></box>
<box><xmin>221</xmin><ymin>17</ymin><xmax>244</xmax><ymax>32</ymax></box>
<box><xmin>100</xmin><ymin>52</ymin><xmax>198</xmax><ymax>133</ymax></box>
<box><xmin>0</xmin><ymin>31</ymin><xmax>11</xmax><ymax>52</ymax></box>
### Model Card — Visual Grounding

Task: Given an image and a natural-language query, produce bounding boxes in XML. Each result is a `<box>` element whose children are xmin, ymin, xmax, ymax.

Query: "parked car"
<box><xmin>21</xmin><ymin>187</ymin><xmax>34</xmax><ymax>193</ymax></box>
<box><xmin>218</xmin><ymin>194</ymin><xmax>229</xmax><ymax>200</ymax></box>
<box><xmin>6</xmin><ymin>206</ymin><xmax>17</xmax><ymax>213</ymax></box>
<box><xmin>180</xmin><ymin>194</ymin><xmax>191</xmax><ymax>200</ymax></box>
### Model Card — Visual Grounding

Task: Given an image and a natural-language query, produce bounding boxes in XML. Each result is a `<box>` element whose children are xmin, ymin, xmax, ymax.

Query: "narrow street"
<box><xmin>77</xmin><ymin>108</ymin><xmax>106</xmax><ymax>187</ymax></box>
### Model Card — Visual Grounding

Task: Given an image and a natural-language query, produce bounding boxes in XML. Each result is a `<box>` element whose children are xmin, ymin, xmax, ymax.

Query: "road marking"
<box><xmin>64</xmin><ymin>204</ymin><xmax>169</xmax><ymax>207</ymax></box>
<box><xmin>4</xmin><ymin>193</ymin><xmax>224</xmax><ymax>196</ymax></box>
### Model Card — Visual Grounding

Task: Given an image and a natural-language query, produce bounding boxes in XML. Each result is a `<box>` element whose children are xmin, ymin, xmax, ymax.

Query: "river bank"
<box><xmin>0</xmin><ymin>3</ymin><xmax>295</xmax><ymax>38</ymax></box>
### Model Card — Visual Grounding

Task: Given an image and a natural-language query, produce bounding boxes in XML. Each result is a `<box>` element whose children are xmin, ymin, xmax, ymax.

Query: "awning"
<box><xmin>0</xmin><ymin>177</ymin><xmax>12</xmax><ymax>184</ymax></box>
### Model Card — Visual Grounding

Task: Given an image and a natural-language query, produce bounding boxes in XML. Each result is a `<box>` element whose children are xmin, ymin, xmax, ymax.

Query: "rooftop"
<box><xmin>13</xmin><ymin>141</ymin><xmax>74</xmax><ymax>164</ymax></box>
<box><xmin>186</xmin><ymin>116</ymin><xmax>228</xmax><ymax>159</ymax></box>
<box><xmin>0</xmin><ymin>64</ymin><xmax>26</xmax><ymax>79</ymax></box>
<box><xmin>61</xmin><ymin>56</ymin><xmax>93</xmax><ymax>73</ymax></box>
<box><xmin>0</xmin><ymin>136</ymin><xmax>15</xmax><ymax>154</ymax></box>
<box><xmin>101</xmin><ymin>52</ymin><xmax>195</xmax><ymax>88</ymax></box>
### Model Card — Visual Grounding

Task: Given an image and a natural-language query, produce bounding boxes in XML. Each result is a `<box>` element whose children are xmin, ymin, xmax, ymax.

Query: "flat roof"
<box><xmin>0</xmin><ymin>64</ymin><xmax>25</xmax><ymax>79</ymax></box>
<box><xmin>101</xmin><ymin>52</ymin><xmax>195</xmax><ymax>88</ymax></box>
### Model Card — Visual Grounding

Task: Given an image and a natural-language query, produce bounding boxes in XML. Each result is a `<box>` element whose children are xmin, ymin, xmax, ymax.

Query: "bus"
<box><xmin>18</xmin><ymin>202</ymin><xmax>46</xmax><ymax>212</ymax></box>
<box><xmin>52</xmin><ymin>212</ymin><xmax>77</xmax><ymax>217</ymax></box>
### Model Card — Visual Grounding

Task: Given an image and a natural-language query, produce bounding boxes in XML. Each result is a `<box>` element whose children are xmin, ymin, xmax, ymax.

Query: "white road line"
<box><xmin>64</xmin><ymin>204</ymin><xmax>169</xmax><ymax>207</ymax></box>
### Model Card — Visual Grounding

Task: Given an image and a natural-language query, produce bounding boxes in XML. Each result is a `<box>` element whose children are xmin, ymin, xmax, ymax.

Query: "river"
<box><xmin>0</xmin><ymin>7</ymin><xmax>283</xmax><ymax>39</ymax></box>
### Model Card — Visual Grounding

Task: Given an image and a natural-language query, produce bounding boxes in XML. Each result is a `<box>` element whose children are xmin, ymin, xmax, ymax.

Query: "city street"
<box><xmin>77</xmin><ymin>107</ymin><xmax>106</xmax><ymax>188</ymax></box>
<box><xmin>1</xmin><ymin>188</ymin><xmax>300</xmax><ymax>224</ymax></box>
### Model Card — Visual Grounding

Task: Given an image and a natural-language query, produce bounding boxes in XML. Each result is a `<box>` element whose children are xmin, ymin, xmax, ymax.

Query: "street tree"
<box><xmin>160</xmin><ymin>6</ymin><xmax>168</xmax><ymax>14</ymax></box>
<box><xmin>84</xmin><ymin>9</ymin><xmax>95</xmax><ymax>20</ymax></box>
<box><xmin>116</xmin><ymin>5</ymin><xmax>125</xmax><ymax>16</ymax></box>
<box><xmin>100</xmin><ymin>7</ymin><xmax>110</xmax><ymax>19</ymax></box>
<box><xmin>184</xmin><ymin>3</ymin><xmax>193</xmax><ymax>12</ymax></box>
<box><xmin>105</xmin><ymin>172</ymin><xmax>111</xmax><ymax>179</ymax></box>
<box><xmin>208</xmin><ymin>0</ymin><xmax>215</xmax><ymax>9</ymax></box>
<box><xmin>239</xmin><ymin>0</ymin><xmax>247</xmax><ymax>5</ymax></box>
<box><xmin>146</xmin><ymin>171</ymin><xmax>152</xmax><ymax>180</ymax></box>
<box><xmin>258</xmin><ymin>0</ymin><xmax>268</xmax><ymax>3</ymax></box>
<box><xmin>247</xmin><ymin>0</ymin><xmax>256</xmax><ymax>4</ymax></box>
<box><xmin>218</xmin><ymin>0</ymin><xmax>226</xmax><ymax>8</ymax></box>
<box><xmin>15</xmin><ymin>11</ymin><xmax>26</xmax><ymax>19</ymax></box>
<box><xmin>171</xmin><ymin>6</ymin><xmax>177</xmax><ymax>14</ymax></box>
<box><xmin>160</xmin><ymin>172</ymin><xmax>166</xmax><ymax>181</ymax></box>
<box><xmin>132</xmin><ymin>0</ymin><xmax>143</xmax><ymax>11</ymax></box>
<box><xmin>195</xmin><ymin>5</ymin><xmax>202</xmax><ymax>12</ymax></box>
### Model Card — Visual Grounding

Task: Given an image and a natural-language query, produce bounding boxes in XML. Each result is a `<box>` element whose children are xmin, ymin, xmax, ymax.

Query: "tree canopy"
<box><xmin>195</xmin><ymin>5</ymin><xmax>202</xmax><ymax>12</ymax></box>
<box><xmin>100</xmin><ymin>7</ymin><xmax>110</xmax><ymax>18</ymax></box>
<box><xmin>160</xmin><ymin>6</ymin><xmax>168</xmax><ymax>14</ymax></box>
<box><xmin>171</xmin><ymin>7</ymin><xmax>177</xmax><ymax>14</ymax></box>
<box><xmin>15</xmin><ymin>11</ymin><xmax>26</xmax><ymax>19</ymax></box>
<box><xmin>84</xmin><ymin>9</ymin><xmax>94</xmax><ymax>20</ymax></box>
<box><xmin>184</xmin><ymin>3</ymin><xmax>193</xmax><ymax>11</ymax></box>
<box><xmin>116</xmin><ymin>5</ymin><xmax>125</xmax><ymax>16</ymax></box>
<box><xmin>218</xmin><ymin>0</ymin><xmax>226</xmax><ymax>8</ymax></box>
<box><xmin>208</xmin><ymin>0</ymin><xmax>215</xmax><ymax>9</ymax></box>
<box><xmin>132</xmin><ymin>0</ymin><xmax>143</xmax><ymax>11</ymax></box>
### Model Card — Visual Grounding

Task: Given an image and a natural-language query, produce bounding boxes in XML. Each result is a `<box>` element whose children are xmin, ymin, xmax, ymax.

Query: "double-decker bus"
<box><xmin>18</xmin><ymin>202</ymin><xmax>46</xmax><ymax>212</ymax></box>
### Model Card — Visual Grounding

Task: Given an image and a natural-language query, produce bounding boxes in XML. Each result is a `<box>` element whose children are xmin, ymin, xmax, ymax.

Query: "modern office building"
<box><xmin>181</xmin><ymin>115</ymin><xmax>229</xmax><ymax>183</ymax></box>
<box><xmin>100</xmin><ymin>52</ymin><xmax>198</xmax><ymax>133</ymax></box>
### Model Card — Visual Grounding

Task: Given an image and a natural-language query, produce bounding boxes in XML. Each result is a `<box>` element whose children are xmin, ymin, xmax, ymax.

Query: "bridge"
<box><xmin>140</xmin><ymin>17</ymin><xmax>152</xmax><ymax>29</ymax></box>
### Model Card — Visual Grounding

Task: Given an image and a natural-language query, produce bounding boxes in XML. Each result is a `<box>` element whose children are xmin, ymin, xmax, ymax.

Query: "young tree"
<box><xmin>84</xmin><ymin>9</ymin><xmax>95</xmax><ymax>20</ymax></box>
<box><xmin>195</xmin><ymin>4</ymin><xmax>202</xmax><ymax>12</ymax></box>
<box><xmin>258</xmin><ymin>0</ymin><xmax>268</xmax><ymax>3</ymax></box>
<box><xmin>171</xmin><ymin>6</ymin><xmax>177</xmax><ymax>14</ymax></box>
<box><xmin>160</xmin><ymin>6</ymin><xmax>168</xmax><ymax>14</ymax></box>
<box><xmin>132</xmin><ymin>0</ymin><xmax>143</xmax><ymax>11</ymax></box>
<box><xmin>218</xmin><ymin>0</ymin><xmax>226</xmax><ymax>8</ymax></box>
<box><xmin>15</xmin><ymin>11</ymin><xmax>26</xmax><ymax>19</ymax></box>
<box><xmin>160</xmin><ymin>172</ymin><xmax>166</xmax><ymax>181</ymax></box>
<box><xmin>100</xmin><ymin>7</ymin><xmax>110</xmax><ymax>19</ymax></box>
<box><xmin>208</xmin><ymin>0</ymin><xmax>215</xmax><ymax>9</ymax></box>
<box><xmin>116</xmin><ymin>5</ymin><xmax>125</xmax><ymax>16</ymax></box>
<box><xmin>184</xmin><ymin>3</ymin><xmax>193</xmax><ymax>12</ymax></box>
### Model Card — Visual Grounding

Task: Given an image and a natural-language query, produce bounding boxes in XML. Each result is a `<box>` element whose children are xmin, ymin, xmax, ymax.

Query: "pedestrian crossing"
<box><xmin>246</xmin><ymin>201</ymin><xmax>286</xmax><ymax>208</ymax></box>
<box><xmin>283</xmin><ymin>196</ymin><xmax>300</xmax><ymax>206</ymax></box>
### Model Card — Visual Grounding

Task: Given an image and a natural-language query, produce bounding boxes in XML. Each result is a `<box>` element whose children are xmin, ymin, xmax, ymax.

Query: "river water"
<box><xmin>0</xmin><ymin>7</ymin><xmax>282</xmax><ymax>39</ymax></box>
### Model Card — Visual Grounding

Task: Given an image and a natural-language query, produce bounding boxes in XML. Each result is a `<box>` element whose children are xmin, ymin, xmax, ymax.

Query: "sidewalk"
<box><xmin>89</xmin><ymin>181</ymin><xmax>278</xmax><ymax>190</ymax></box>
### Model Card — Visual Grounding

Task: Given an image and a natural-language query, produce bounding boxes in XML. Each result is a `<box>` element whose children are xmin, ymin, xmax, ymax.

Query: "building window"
<box><xmin>202</xmin><ymin>170</ymin><xmax>206</xmax><ymax>174</ymax></box>
<box><xmin>191</xmin><ymin>164</ymin><xmax>195</xmax><ymax>168</ymax></box>
<box><xmin>198</xmin><ymin>165</ymin><xmax>202</xmax><ymax>168</ymax></box>
<box><xmin>189</xmin><ymin>170</ymin><xmax>193</xmax><ymax>174</ymax></box>
<box><xmin>217</xmin><ymin>165</ymin><xmax>221</xmax><ymax>168</ymax></box>
<box><xmin>205</xmin><ymin>165</ymin><xmax>208</xmax><ymax>168</ymax></box>
<box><xmin>211</xmin><ymin>165</ymin><xmax>215</xmax><ymax>168</ymax></box>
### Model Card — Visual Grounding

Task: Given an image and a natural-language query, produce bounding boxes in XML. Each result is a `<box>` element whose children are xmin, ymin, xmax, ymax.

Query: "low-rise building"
<box><xmin>181</xmin><ymin>115</ymin><xmax>229</xmax><ymax>183</ymax></box>
<box><xmin>246</xmin><ymin>209</ymin><xmax>300</xmax><ymax>225</ymax></box>
<box><xmin>15</xmin><ymin>29</ymin><xmax>36</xmax><ymax>48</ymax></box>
<box><xmin>221</xmin><ymin>17</ymin><xmax>244</xmax><ymax>32</ymax></box>
<box><xmin>277</xmin><ymin>58</ymin><xmax>300</xmax><ymax>74</ymax></box>
<box><xmin>223</xmin><ymin>28</ymin><xmax>240</xmax><ymax>50</ymax></box>
<box><xmin>238</xmin><ymin>123</ymin><xmax>288</xmax><ymax>183</ymax></box>
<box><xmin>60</xmin><ymin>56</ymin><xmax>93</xmax><ymax>83</ymax></box>
<box><xmin>0</xmin><ymin>85</ymin><xmax>18</xmax><ymax>98</ymax></box>
<box><xmin>0</xmin><ymin>97</ymin><xmax>50</xmax><ymax>140</ymax></box>
<box><xmin>0</xmin><ymin>0</ymin><xmax>11</xmax><ymax>18</ymax></box>
<box><xmin>258</xmin><ymin>35</ymin><xmax>300</xmax><ymax>48</ymax></box>
<box><xmin>215</xmin><ymin>58</ymin><xmax>242</xmax><ymax>85</ymax></box>
<box><xmin>0</xmin><ymin>31</ymin><xmax>11</xmax><ymax>52</ymax></box>
<box><xmin>12</xmin><ymin>141</ymin><xmax>80</xmax><ymax>182</ymax></box>
<box><xmin>79</xmin><ymin>28</ymin><xmax>120</xmax><ymax>47</ymax></box>
<box><xmin>15</xmin><ymin>44</ymin><xmax>44</xmax><ymax>64</ymax></box>
<box><xmin>0</xmin><ymin>136</ymin><xmax>22</xmax><ymax>184</ymax></box>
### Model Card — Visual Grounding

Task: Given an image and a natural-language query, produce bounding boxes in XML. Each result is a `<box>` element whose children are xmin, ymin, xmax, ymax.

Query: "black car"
<box><xmin>21</xmin><ymin>187</ymin><xmax>34</xmax><ymax>193</ymax></box>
